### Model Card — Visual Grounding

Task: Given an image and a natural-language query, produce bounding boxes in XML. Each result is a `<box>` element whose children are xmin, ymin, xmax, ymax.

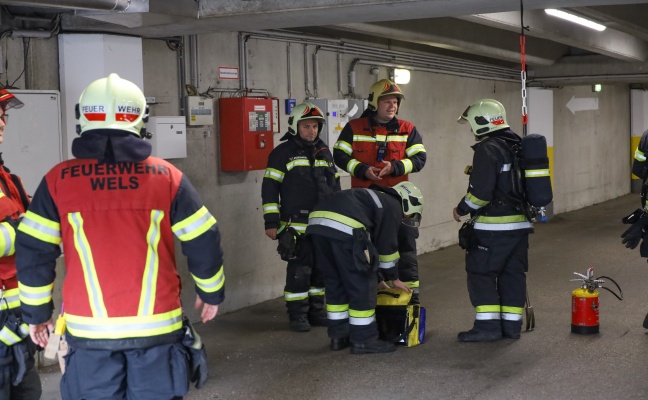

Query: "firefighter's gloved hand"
<box><xmin>622</xmin><ymin>208</ymin><xmax>645</xmax><ymax>224</ymax></box>
<box><xmin>621</xmin><ymin>213</ymin><xmax>648</xmax><ymax>249</ymax></box>
<box><xmin>277</xmin><ymin>227</ymin><xmax>299</xmax><ymax>261</ymax></box>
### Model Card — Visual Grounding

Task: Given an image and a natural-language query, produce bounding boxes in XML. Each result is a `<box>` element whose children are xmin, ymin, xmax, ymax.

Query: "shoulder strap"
<box><xmin>486</xmin><ymin>138</ymin><xmax>532</xmax><ymax>220</ymax></box>
<box><xmin>9</xmin><ymin>174</ymin><xmax>30</xmax><ymax>211</ymax></box>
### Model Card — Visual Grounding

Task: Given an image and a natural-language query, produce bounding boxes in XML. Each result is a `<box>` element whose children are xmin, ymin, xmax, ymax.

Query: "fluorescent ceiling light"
<box><xmin>394</xmin><ymin>68</ymin><xmax>410</xmax><ymax>84</ymax></box>
<box><xmin>545</xmin><ymin>9</ymin><xmax>606</xmax><ymax>31</ymax></box>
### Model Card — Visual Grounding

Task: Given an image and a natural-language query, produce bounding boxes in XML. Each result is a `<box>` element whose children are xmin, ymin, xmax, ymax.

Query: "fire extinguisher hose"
<box><xmin>596</xmin><ymin>275</ymin><xmax>623</xmax><ymax>301</ymax></box>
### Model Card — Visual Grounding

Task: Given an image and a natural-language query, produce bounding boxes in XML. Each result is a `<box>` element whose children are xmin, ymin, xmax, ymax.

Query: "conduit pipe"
<box><xmin>239</xmin><ymin>31</ymin><xmax>519</xmax><ymax>95</ymax></box>
<box><xmin>2</xmin><ymin>0</ymin><xmax>131</xmax><ymax>11</ymax></box>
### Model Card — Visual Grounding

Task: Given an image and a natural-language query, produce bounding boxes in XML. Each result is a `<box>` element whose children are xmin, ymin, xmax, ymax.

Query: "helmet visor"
<box><xmin>457</xmin><ymin>106</ymin><xmax>470</xmax><ymax>124</ymax></box>
<box><xmin>0</xmin><ymin>91</ymin><xmax>24</xmax><ymax>111</ymax></box>
<box><xmin>402</xmin><ymin>213</ymin><xmax>421</xmax><ymax>228</ymax></box>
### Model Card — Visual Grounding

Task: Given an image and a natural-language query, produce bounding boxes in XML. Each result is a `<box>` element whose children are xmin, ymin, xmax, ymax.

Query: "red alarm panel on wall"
<box><xmin>219</xmin><ymin>97</ymin><xmax>274</xmax><ymax>171</ymax></box>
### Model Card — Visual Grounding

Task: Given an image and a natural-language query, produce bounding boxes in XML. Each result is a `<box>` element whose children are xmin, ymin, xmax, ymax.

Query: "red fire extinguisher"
<box><xmin>571</xmin><ymin>267</ymin><xmax>623</xmax><ymax>334</ymax></box>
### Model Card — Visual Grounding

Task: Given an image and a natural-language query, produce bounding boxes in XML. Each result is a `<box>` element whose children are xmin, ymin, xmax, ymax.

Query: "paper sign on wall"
<box><xmin>219</xmin><ymin>66</ymin><xmax>239</xmax><ymax>80</ymax></box>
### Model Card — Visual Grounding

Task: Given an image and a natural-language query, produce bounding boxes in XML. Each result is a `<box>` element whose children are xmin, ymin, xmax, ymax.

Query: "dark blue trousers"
<box><xmin>60</xmin><ymin>342</ymin><xmax>190</xmax><ymax>400</ymax></box>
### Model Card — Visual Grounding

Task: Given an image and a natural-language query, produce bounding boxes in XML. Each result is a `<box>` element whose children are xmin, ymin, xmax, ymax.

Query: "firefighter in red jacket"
<box><xmin>307</xmin><ymin>182</ymin><xmax>423</xmax><ymax>354</ymax></box>
<box><xmin>333</xmin><ymin>79</ymin><xmax>426</xmax><ymax>303</ymax></box>
<box><xmin>15</xmin><ymin>74</ymin><xmax>225</xmax><ymax>399</ymax></box>
<box><xmin>262</xmin><ymin>102</ymin><xmax>340</xmax><ymax>332</ymax></box>
<box><xmin>0</xmin><ymin>89</ymin><xmax>42</xmax><ymax>399</ymax></box>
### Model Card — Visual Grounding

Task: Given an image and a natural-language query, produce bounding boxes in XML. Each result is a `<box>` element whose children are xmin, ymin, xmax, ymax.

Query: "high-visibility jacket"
<box><xmin>333</xmin><ymin>115</ymin><xmax>426</xmax><ymax>188</ymax></box>
<box><xmin>16</xmin><ymin>134</ymin><xmax>225</xmax><ymax>347</ymax></box>
<box><xmin>262</xmin><ymin>135</ymin><xmax>340</xmax><ymax>234</ymax></box>
<box><xmin>455</xmin><ymin>129</ymin><xmax>533</xmax><ymax>232</ymax></box>
<box><xmin>0</xmin><ymin>159</ymin><xmax>29</xmax><ymax>313</ymax></box>
<box><xmin>306</xmin><ymin>187</ymin><xmax>402</xmax><ymax>281</ymax></box>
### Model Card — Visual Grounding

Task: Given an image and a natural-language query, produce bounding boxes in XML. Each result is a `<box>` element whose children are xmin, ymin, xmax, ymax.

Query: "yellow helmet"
<box><xmin>285</xmin><ymin>101</ymin><xmax>325</xmax><ymax>137</ymax></box>
<box><xmin>392</xmin><ymin>181</ymin><xmax>424</xmax><ymax>227</ymax></box>
<box><xmin>457</xmin><ymin>99</ymin><xmax>509</xmax><ymax>136</ymax></box>
<box><xmin>367</xmin><ymin>79</ymin><xmax>404</xmax><ymax>111</ymax></box>
<box><xmin>76</xmin><ymin>73</ymin><xmax>148</xmax><ymax>137</ymax></box>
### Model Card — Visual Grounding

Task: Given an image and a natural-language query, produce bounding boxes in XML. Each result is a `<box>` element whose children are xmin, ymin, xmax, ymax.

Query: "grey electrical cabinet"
<box><xmin>2</xmin><ymin>90</ymin><xmax>63</xmax><ymax>195</ymax></box>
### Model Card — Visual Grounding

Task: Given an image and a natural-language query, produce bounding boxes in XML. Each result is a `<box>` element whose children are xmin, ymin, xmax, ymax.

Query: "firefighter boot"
<box><xmin>287</xmin><ymin>300</ymin><xmax>311</xmax><ymax>332</ymax></box>
<box><xmin>350</xmin><ymin>339</ymin><xmax>396</xmax><ymax>355</ymax></box>
<box><xmin>308</xmin><ymin>291</ymin><xmax>328</xmax><ymax>327</ymax></box>
<box><xmin>457</xmin><ymin>320</ymin><xmax>503</xmax><ymax>342</ymax></box>
<box><xmin>502</xmin><ymin>320</ymin><xmax>522</xmax><ymax>340</ymax></box>
<box><xmin>330</xmin><ymin>337</ymin><xmax>349</xmax><ymax>351</ymax></box>
<box><xmin>287</xmin><ymin>297</ymin><xmax>310</xmax><ymax>332</ymax></box>
<box><xmin>289</xmin><ymin>317</ymin><xmax>311</xmax><ymax>332</ymax></box>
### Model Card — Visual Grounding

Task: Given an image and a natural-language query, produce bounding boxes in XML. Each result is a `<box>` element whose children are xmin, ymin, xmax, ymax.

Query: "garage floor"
<box><xmin>40</xmin><ymin>193</ymin><xmax>648</xmax><ymax>400</ymax></box>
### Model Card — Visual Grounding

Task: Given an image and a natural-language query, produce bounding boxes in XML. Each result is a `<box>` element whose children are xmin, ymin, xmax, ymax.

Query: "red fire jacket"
<box><xmin>16</xmin><ymin>156</ymin><xmax>225</xmax><ymax>345</ymax></box>
<box><xmin>0</xmin><ymin>162</ymin><xmax>29</xmax><ymax>312</ymax></box>
<box><xmin>333</xmin><ymin>116</ymin><xmax>426</xmax><ymax>188</ymax></box>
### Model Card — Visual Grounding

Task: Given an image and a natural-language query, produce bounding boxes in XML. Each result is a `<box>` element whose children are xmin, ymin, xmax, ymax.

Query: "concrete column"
<box><xmin>528</xmin><ymin>87</ymin><xmax>554</xmax><ymax>218</ymax></box>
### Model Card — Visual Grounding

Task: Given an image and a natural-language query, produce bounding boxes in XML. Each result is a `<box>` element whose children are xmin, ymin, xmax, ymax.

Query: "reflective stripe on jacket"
<box><xmin>306</xmin><ymin>187</ymin><xmax>401</xmax><ymax>280</ymax></box>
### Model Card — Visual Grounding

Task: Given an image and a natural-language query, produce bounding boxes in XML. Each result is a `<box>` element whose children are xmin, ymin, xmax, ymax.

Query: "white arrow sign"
<box><xmin>566</xmin><ymin>96</ymin><xmax>599</xmax><ymax>115</ymax></box>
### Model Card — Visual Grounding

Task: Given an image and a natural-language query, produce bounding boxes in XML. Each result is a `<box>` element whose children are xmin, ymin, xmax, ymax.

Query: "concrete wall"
<box><xmin>1</xmin><ymin>34</ymin><xmax>631</xmax><ymax>318</ymax></box>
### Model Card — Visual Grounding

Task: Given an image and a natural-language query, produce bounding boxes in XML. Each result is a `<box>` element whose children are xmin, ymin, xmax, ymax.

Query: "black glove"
<box><xmin>458</xmin><ymin>219</ymin><xmax>478</xmax><ymax>250</ymax></box>
<box><xmin>182</xmin><ymin>318</ymin><xmax>208</xmax><ymax>389</ymax></box>
<box><xmin>277</xmin><ymin>227</ymin><xmax>299</xmax><ymax>261</ymax></box>
<box><xmin>622</xmin><ymin>208</ymin><xmax>644</xmax><ymax>224</ymax></box>
<box><xmin>621</xmin><ymin>212</ymin><xmax>648</xmax><ymax>249</ymax></box>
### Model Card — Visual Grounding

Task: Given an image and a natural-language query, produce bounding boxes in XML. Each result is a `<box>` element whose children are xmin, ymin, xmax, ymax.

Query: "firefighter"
<box><xmin>15</xmin><ymin>74</ymin><xmax>225</xmax><ymax>399</ymax></box>
<box><xmin>333</xmin><ymin>79</ymin><xmax>426</xmax><ymax>304</ymax></box>
<box><xmin>453</xmin><ymin>99</ymin><xmax>533</xmax><ymax>342</ymax></box>
<box><xmin>262</xmin><ymin>101</ymin><xmax>340</xmax><ymax>332</ymax></box>
<box><xmin>0</xmin><ymin>89</ymin><xmax>42</xmax><ymax>399</ymax></box>
<box><xmin>306</xmin><ymin>182</ymin><xmax>423</xmax><ymax>354</ymax></box>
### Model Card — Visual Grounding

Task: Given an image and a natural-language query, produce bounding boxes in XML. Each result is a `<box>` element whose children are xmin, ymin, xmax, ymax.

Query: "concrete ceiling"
<box><xmin>3</xmin><ymin>0</ymin><xmax>648</xmax><ymax>85</ymax></box>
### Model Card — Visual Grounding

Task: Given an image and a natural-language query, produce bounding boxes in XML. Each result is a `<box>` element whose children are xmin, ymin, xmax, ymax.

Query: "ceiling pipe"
<box><xmin>0</xmin><ymin>0</ymin><xmax>130</xmax><ymax>11</ymax></box>
<box><xmin>245</xmin><ymin>30</ymin><xmax>518</xmax><ymax>82</ymax></box>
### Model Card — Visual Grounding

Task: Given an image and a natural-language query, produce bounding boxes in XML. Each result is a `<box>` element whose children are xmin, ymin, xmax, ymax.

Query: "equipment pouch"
<box><xmin>10</xmin><ymin>340</ymin><xmax>28</xmax><ymax>386</ymax></box>
<box><xmin>458</xmin><ymin>219</ymin><xmax>478</xmax><ymax>250</ymax></box>
<box><xmin>182</xmin><ymin>317</ymin><xmax>208</xmax><ymax>390</ymax></box>
<box><xmin>352</xmin><ymin>228</ymin><xmax>379</xmax><ymax>273</ymax></box>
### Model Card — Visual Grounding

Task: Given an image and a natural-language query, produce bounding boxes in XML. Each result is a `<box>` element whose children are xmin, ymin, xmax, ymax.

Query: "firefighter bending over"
<box><xmin>307</xmin><ymin>182</ymin><xmax>423</xmax><ymax>354</ymax></box>
<box><xmin>16</xmin><ymin>74</ymin><xmax>225</xmax><ymax>399</ymax></box>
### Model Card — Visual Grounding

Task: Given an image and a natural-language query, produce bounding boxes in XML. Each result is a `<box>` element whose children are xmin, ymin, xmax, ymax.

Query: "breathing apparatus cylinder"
<box><xmin>521</xmin><ymin>134</ymin><xmax>552</xmax><ymax>207</ymax></box>
<box><xmin>571</xmin><ymin>287</ymin><xmax>599</xmax><ymax>334</ymax></box>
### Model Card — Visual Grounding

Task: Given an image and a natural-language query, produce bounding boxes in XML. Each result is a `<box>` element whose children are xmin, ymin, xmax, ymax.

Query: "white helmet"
<box><xmin>287</xmin><ymin>101</ymin><xmax>325</xmax><ymax>136</ymax></box>
<box><xmin>458</xmin><ymin>99</ymin><xmax>509</xmax><ymax>136</ymax></box>
<box><xmin>392</xmin><ymin>181</ymin><xmax>424</xmax><ymax>227</ymax></box>
<box><xmin>76</xmin><ymin>73</ymin><xmax>148</xmax><ymax>137</ymax></box>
